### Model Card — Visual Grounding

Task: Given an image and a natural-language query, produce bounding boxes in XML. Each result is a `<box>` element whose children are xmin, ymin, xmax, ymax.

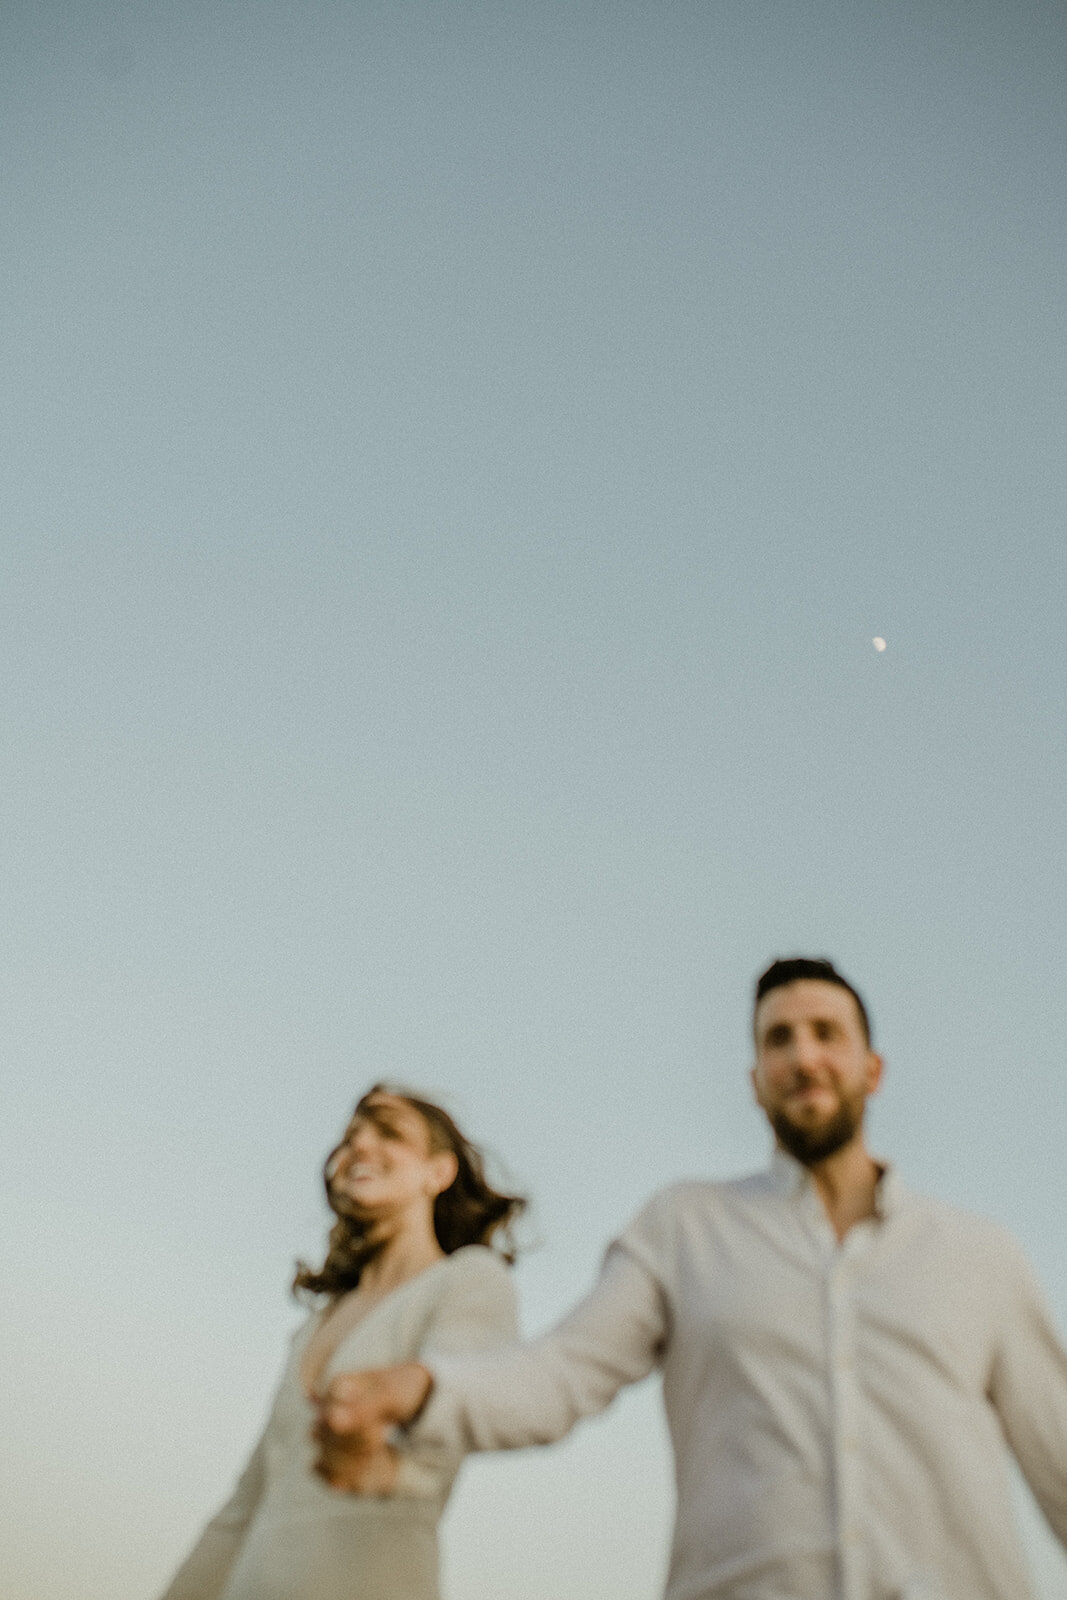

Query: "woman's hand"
<box><xmin>310</xmin><ymin>1363</ymin><xmax>433</xmax><ymax>1492</ymax></box>
<box><xmin>312</xmin><ymin>1429</ymin><xmax>400</xmax><ymax>1494</ymax></box>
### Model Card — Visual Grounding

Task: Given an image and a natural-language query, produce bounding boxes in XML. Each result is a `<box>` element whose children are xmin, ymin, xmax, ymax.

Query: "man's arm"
<box><xmin>315</xmin><ymin>1243</ymin><xmax>667</xmax><ymax>1487</ymax></box>
<box><xmin>988</xmin><ymin>1237</ymin><xmax>1067</xmax><ymax>1546</ymax></box>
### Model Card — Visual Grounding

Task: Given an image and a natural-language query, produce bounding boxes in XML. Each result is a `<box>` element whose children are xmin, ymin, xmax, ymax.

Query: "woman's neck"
<box><xmin>357</xmin><ymin>1216</ymin><xmax>445</xmax><ymax>1296</ymax></box>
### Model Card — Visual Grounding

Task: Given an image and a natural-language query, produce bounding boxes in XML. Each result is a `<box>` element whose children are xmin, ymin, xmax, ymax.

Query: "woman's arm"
<box><xmin>314</xmin><ymin>1248</ymin><xmax>520</xmax><ymax>1496</ymax></box>
<box><xmin>156</xmin><ymin>1429</ymin><xmax>267</xmax><ymax>1600</ymax></box>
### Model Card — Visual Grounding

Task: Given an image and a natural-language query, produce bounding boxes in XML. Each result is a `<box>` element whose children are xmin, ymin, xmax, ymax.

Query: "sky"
<box><xmin>1</xmin><ymin>2</ymin><xmax>1065</xmax><ymax>1597</ymax></box>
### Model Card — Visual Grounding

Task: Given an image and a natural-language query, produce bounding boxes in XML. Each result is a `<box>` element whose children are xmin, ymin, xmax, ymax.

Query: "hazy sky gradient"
<box><xmin>2</xmin><ymin>3</ymin><xmax>1065</xmax><ymax>1597</ymax></box>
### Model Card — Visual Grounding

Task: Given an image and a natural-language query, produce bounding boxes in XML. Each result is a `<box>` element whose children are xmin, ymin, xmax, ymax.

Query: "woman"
<box><xmin>160</xmin><ymin>1085</ymin><xmax>525</xmax><ymax>1600</ymax></box>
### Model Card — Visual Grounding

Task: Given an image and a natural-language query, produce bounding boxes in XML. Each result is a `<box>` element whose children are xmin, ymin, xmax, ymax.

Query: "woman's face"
<box><xmin>328</xmin><ymin>1094</ymin><xmax>456</xmax><ymax>1219</ymax></box>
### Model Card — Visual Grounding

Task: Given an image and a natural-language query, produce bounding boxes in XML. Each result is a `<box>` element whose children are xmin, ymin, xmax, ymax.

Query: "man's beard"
<box><xmin>769</xmin><ymin>1091</ymin><xmax>865</xmax><ymax>1166</ymax></box>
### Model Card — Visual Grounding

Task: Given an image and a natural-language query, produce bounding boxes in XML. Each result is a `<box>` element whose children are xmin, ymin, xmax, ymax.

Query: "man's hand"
<box><xmin>317</xmin><ymin>1362</ymin><xmax>434</xmax><ymax>1440</ymax></box>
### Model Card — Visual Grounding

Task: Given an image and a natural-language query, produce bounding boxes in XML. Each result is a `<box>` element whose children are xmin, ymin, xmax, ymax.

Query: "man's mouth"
<box><xmin>786</xmin><ymin>1086</ymin><xmax>837</xmax><ymax>1116</ymax></box>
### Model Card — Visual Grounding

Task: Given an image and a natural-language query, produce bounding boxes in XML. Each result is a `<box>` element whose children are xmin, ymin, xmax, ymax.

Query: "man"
<box><xmin>314</xmin><ymin>957</ymin><xmax>1067</xmax><ymax>1600</ymax></box>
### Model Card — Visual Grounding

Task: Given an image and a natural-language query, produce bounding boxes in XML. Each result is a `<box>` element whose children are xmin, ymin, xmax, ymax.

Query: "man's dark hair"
<box><xmin>754</xmin><ymin>957</ymin><xmax>872</xmax><ymax>1045</ymax></box>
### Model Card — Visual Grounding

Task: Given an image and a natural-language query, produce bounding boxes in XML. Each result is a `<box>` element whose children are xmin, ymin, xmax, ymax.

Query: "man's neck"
<box><xmin>804</xmin><ymin>1138</ymin><xmax>882</xmax><ymax>1241</ymax></box>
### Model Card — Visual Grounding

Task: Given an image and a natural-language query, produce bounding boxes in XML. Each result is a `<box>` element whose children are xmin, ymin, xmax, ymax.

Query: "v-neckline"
<box><xmin>299</xmin><ymin>1252</ymin><xmax>452</xmax><ymax>1399</ymax></box>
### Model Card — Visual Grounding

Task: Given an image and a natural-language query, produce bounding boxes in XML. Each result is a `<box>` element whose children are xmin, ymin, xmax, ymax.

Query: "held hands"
<box><xmin>310</xmin><ymin>1363</ymin><xmax>434</xmax><ymax>1494</ymax></box>
<box><xmin>311</xmin><ymin>1431</ymin><xmax>400</xmax><ymax>1494</ymax></box>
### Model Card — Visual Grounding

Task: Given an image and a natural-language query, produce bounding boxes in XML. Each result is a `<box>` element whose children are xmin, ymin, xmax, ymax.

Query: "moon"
<box><xmin>872</xmin><ymin>637</ymin><xmax>887</xmax><ymax>652</ymax></box>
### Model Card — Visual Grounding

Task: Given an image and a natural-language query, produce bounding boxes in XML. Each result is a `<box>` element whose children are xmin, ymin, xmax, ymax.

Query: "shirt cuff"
<box><xmin>407</xmin><ymin>1356</ymin><xmax>474</xmax><ymax>1451</ymax></box>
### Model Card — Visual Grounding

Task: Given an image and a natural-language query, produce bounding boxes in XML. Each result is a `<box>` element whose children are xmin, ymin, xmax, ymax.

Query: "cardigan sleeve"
<box><xmin>391</xmin><ymin>1247</ymin><xmax>519</xmax><ymax>1498</ymax></box>
<box><xmin>156</xmin><ymin>1427</ymin><xmax>267</xmax><ymax>1600</ymax></box>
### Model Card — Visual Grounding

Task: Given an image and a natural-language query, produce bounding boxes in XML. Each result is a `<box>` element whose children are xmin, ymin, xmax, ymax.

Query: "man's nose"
<box><xmin>790</xmin><ymin>1030</ymin><xmax>822</xmax><ymax>1071</ymax></box>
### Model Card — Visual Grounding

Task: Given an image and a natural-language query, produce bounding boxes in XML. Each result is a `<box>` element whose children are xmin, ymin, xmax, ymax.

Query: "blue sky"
<box><xmin>2</xmin><ymin>3</ymin><xmax>1065</xmax><ymax>1597</ymax></box>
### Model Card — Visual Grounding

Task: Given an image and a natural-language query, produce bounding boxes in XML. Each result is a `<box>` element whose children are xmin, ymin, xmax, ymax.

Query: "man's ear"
<box><xmin>749</xmin><ymin>1063</ymin><xmax>765</xmax><ymax>1110</ymax></box>
<box><xmin>865</xmin><ymin>1052</ymin><xmax>885</xmax><ymax>1096</ymax></box>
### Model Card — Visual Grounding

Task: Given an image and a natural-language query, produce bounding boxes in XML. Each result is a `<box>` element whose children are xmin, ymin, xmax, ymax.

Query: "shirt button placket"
<box><xmin>827</xmin><ymin>1258</ymin><xmax>865</xmax><ymax>1600</ymax></box>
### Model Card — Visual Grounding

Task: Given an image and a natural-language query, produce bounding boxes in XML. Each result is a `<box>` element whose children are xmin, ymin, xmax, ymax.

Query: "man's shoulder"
<box><xmin>610</xmin><ymin>1172</ymin><xmax>784</xmax><ymax>1285</ymax></box>
<box><xmin>889</xmin><ymin>1179</ymin><xmax>1024</xmax><ymax>1256</ymax></box>
<box><xmin>877</xmin><ymin>1181</ymin><xmax>1038</xmax><ymax>1298</ymax></box>
<box><xmin>623</xmin><ymin>1171</ymin><xmax>776</xmax><ymax>1232</ymax></box>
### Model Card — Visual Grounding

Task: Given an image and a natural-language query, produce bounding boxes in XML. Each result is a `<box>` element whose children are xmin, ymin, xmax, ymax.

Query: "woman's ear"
<box><xmin>428</xmin><ymin>1149</ymin><xmax>459</xmax><ymax>1197</ymax></box>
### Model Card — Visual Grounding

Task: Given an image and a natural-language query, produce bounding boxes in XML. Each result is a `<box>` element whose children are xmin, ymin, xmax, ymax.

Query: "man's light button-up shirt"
<box><xmin>419</xmin><ymin>1148</ymin><xmax>1067</xmax><ymax>1600</ymax></box>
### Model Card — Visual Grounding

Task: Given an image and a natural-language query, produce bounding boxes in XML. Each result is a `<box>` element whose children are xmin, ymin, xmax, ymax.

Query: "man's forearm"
<box><xmin>412</xmin><ymin>1247</ymin><xmax>666</xmax><ymax>1455</ymax></box>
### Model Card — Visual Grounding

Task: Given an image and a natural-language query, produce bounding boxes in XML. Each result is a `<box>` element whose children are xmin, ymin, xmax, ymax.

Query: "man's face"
<box><xmin>750</xmin><ymin>979</ymin><xmax>883</xmax><ymax>1165</ymax></box>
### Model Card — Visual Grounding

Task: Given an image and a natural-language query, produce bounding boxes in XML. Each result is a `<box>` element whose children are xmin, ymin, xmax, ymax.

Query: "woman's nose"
<box><xmin>348</xmin><ymin>1122</ymin><xmax>378</xmax><ymax>1158</ymax></box>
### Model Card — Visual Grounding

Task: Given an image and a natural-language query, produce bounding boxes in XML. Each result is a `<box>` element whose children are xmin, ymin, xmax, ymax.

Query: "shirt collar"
<box><xmin>767</xmin><ymin>1145</ymin><xmax>901</xmax><ymax>1219</ymax></box>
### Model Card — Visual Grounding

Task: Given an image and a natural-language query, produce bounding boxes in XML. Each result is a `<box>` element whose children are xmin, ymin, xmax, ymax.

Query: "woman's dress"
<box><xmin>159</xmin><ymin>1245</ymin><xmax>517</xmax><ymax>1600</ymax></box>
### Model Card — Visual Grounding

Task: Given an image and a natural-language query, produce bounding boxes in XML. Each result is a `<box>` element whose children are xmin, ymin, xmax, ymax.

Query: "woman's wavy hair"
<box><xmin>292</xmin><ymin>1083</ymin><xmax>526</xmax><ymax>1300</ymax></box>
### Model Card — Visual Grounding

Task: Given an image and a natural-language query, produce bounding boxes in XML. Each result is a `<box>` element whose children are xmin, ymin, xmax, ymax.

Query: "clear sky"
<box><xmin>2</xmin><ymin>3</ymin><xmax>1065</xmax><ymax>1597</ymax></box>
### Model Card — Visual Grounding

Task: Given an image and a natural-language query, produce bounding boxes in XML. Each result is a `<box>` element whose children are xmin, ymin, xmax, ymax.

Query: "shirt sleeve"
<box><xmin>410</xmin><ymin>1234</ymin><xmax>669</xmax><ymax>1458</ymax></box>
<box><xmin>391</xmin><ymin>1249</ymin><xmax>520</xmax><ymax>1497</ymax></box>
<box><xmin>987</xmin><ymin>1235</ymin><xmax>1067</xmax><ymax>1547</ymax></box>
<box><xmin>156</xmin><ymin>1429</ymin><xmax>267</xmax><ymax>1600</ymax></box>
